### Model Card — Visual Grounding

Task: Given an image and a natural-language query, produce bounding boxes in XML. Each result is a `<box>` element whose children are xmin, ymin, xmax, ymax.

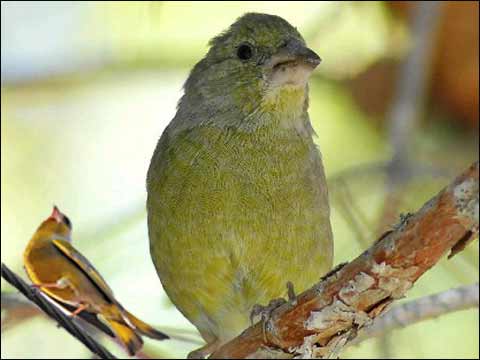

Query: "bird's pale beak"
<box><xmin>265</xmin><ymin>38</ymin><xmax>321</xmax><ymax>88</ymax></box>
<box><xmin>267</xmin><ymin>38</ymin><xmax>321</xmax><ymax>70</ymax></box>
<box><xmin>50</xmin><ymin>205</ymin><xmax>63</xmax><ymax>223</ymax></box>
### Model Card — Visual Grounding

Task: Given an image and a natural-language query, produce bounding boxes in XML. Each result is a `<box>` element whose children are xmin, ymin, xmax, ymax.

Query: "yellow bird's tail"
<box><xmin>107</xmin><ymin>319</ymin><xmax>144</xmax><ymax>356</ymax></box>
<box><xmin>102</xmin><ymin>304</ymin><xmax>168</xmax><ymax>355</ymax></box>
<box><xmin>123</xmin><ymin>309</ymin><xmax>169</xmax><ymax>340</ymax></box>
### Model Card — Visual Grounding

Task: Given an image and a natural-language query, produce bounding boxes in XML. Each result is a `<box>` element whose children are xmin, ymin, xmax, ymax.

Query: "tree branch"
<box><xmin>211</xmin><ymin>161</ymin><xmax>479</xmax><ymax>359</ymax></box>
<box><xmin>386</xmin><ymin>1</ymin><xmax>441</xmax><ymax>172</ymax></box>
<box><xmin>352</xmin><ymin>282</ymin><xmax>479</xmax><ymax>345</ymax></box>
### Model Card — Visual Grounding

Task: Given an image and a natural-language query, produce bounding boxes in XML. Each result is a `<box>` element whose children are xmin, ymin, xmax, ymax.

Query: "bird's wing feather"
<box><xmin>52</xmin><ymin>239</ymin><xmax>116</xmax><ymax>304</ymax></box>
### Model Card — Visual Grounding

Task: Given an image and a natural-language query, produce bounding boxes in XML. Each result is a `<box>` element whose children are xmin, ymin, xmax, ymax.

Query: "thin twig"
<box><xmin>1</xmin><ymin>263</ymin><xmax>116</xmax><ymax>359</ymax></box>
<box><xmin>379</xmin><ymin>0</ymin><xmax>443</xmax><ymax>233</ymax></box>
<box><xmin>386</xmin><ymin>1</ymin><xmax>442</xmax><ymax>181</ymax></box>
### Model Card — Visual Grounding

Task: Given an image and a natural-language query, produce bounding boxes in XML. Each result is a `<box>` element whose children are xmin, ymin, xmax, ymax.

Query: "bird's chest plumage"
<box><xmin>147</xmin><ymin>125</ymin><xmax>332</xmax><ymax>340</ymax></box>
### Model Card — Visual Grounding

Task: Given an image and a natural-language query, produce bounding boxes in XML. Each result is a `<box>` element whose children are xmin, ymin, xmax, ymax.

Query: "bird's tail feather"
<box><xmin>108</xmin><ymin>319</ymin><xmax>144</xmax><ymax>356</ymax></box>
<box><xmin>123</xmin><ymin>310</ymin><xmax>169</xmax><ymax>340</ymax></box>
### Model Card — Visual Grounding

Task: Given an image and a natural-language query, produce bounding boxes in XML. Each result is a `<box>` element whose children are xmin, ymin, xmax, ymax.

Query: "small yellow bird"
<box><xmin>23</xmin><ymin>206</ymin><xmax>169</xmax><ymax>355</ymax></box>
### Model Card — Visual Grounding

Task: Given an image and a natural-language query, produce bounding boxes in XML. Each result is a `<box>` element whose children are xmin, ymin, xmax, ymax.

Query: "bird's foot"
<box><xmin>286</xmin><ymin>281</ymin><xmax>297</xmax><ymax>306</ymax></box>
<box><xmin>30</xmin><ymin>277</ymin><xmax>73</xmax><ymax>291</ymax></box>
<box><xmin>69</xmin><ymin>303</ymin><xmax>88</xmax><ymax>319</ymax></box>
<box><xmin>249</xmin><ymin>298</ymin><xmax>286</xmax><ymax>327</ymax></box>
<box><xmin>250</xmin><ymin>281</ymin><xmax>298</xmax><ymax>343</ymax></box>
<box><xmin>31</xmin><ymin>282</ymin><xmax>64</xmax><ymax>290</ymax></box>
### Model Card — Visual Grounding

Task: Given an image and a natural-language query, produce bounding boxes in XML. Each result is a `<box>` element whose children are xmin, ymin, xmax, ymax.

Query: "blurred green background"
<box><xmin>1</xmin><ymin>1</ymin><xmax>478</xmax><ymax>359</ymax></box>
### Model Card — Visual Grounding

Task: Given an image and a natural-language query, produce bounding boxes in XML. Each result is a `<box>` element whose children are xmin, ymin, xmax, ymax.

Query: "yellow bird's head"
<box><xmin>37</xmin><ymin>206</ymin><xmax>73</xmax><ymax>241</ymax></box>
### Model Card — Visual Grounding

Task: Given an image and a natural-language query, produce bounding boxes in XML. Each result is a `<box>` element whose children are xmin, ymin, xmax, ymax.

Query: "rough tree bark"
<box><xmin>351</xmin><ymin>282</ymin><xmax>479</xmax><ymax>345</ymax></box>
<box><xmin>211</xmin><ymin>161</ymin><xmax>479</xmax><ymax>359</ymax></box>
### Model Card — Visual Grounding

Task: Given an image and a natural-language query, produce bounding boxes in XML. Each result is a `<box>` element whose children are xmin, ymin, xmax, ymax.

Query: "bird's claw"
<box><xmin>286</xmin><ymin>281</ymin><xmax>297</xmax><ymax>306</ymax></box>
<box><xmin>249</xmin><ymin>298</ymin><xmax>287</xmax><ymax>326</ymax></box>
<box><xmin>250</xmin><ymin>298</ymin><xmax>286</xmax><ymax>343</ymax></box>
<box><xmin>250</xmin><ymin>281</ymin><xmax>299</xmax><ymax>343</ymax></box>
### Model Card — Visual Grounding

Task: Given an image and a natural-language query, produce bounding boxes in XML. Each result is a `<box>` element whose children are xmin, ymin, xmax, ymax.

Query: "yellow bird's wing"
<box><xmin>52</xmin><ymin>238</ymin><xmax>116</xmax><ymax>304</ymax></box>
<box><xmin>51</xmin><ymin>239</ymin><xmax>137</xmax><ymax>340</ymax></box>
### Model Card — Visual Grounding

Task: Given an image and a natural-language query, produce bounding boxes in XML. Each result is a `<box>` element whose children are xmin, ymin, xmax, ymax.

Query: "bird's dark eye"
<box><xmin>63</xmin><ymin>215</ymin><xmax>72</xmax><ymax>230</ymax></box>
<box><xmin>237</xmin><ymin>43</ymin><xmax>254</xmax><ymax>60</ymax></box>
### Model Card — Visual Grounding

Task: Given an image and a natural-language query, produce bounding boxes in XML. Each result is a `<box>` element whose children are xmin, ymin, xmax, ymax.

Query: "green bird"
<box><xmin>147</xmin><ymin>13</ymin><xmax>333</xmax><ymax>358</ymax></box>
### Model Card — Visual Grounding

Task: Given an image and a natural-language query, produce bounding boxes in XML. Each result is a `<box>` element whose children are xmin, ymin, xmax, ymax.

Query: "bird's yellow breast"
<box><xmin>147</xmin><ymin>124</ymin><xmax>333</xmax><ymax>341</ymax></box>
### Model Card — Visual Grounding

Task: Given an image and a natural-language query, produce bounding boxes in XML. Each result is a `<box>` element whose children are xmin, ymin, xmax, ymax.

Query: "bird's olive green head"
<box><xmin>177</xmin><ymin>13</ymin><xmax>320</xmax><ymax>128</ymax></box>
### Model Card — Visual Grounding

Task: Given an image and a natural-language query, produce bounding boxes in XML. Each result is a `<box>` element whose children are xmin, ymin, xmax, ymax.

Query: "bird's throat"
<box><xmin>260</xmin><ymin>85</ymin><xmax>309</xmax><ymax>134</ymax></box>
